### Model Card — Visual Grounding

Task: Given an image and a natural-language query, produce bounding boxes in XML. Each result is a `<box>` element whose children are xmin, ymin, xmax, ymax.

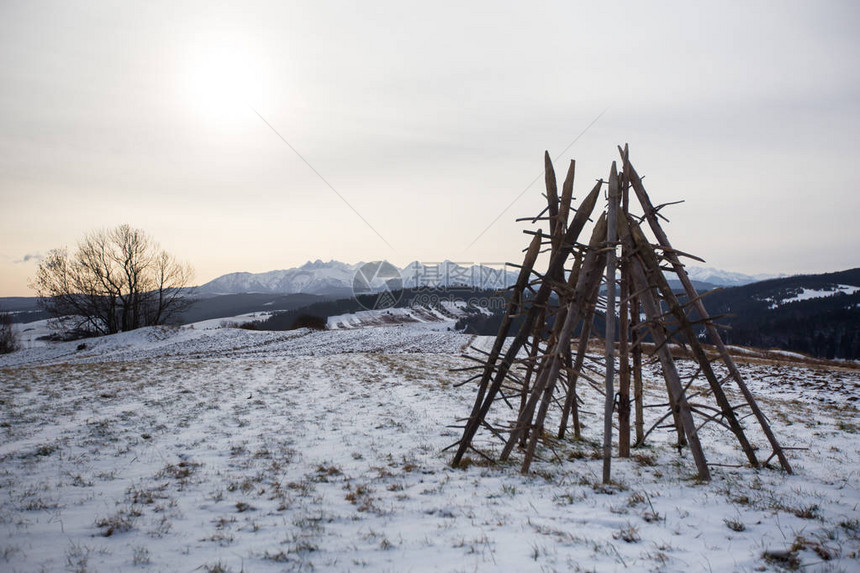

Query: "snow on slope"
<box><xmin>757</xmin><ymin>284</ymin><xmax>860</xmax><ymax>309</ymax></box>
<box><xmin>327</xmin><ymin>307</ymin><xmax>453</xmax><ymax>331</ymax></box>
<box><xmin>779</xmin><ymin>284</ymin><xmax>860</xmax><ymax>304</ymax></box>
<box><xmin>327</xmin><ymin>300</ymin><xmax>475</xmax><ymax>331</ymax></box>
<box><xmin>0</xmin><ymin>326</ymin><xmax>858</xmax><ymax>572</ymax></box>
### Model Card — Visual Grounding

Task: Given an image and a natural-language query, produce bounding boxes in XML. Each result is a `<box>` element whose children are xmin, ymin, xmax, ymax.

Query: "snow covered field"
<box><xmin>1</xmin><ymin>324</ymin><xmax>859</xmax><ymax>572</ymax></box>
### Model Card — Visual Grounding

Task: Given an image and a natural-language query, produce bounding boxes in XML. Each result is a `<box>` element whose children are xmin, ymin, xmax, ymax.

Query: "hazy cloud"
<box><xmin>0</xmin><ymin>1</ymin><xmax>858</xmax><ymax>296</ymax></box>
<box><xmin>14</xmin><ymin>253</ymin><xmax>42</xmax><ymax>264</ymax></box>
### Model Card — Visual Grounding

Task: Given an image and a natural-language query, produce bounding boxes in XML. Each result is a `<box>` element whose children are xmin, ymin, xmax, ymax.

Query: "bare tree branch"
<box><xmin>31</xmin><ymin>225</ymin><xmax>194</xmax><ymax>336</ymax></box>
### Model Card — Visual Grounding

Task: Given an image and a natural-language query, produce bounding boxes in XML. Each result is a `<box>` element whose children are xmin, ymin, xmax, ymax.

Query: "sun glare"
<box><xmin>178</xmin><ymin>39</ymin><xmax>269</xmax><ymax>128</ymax></box>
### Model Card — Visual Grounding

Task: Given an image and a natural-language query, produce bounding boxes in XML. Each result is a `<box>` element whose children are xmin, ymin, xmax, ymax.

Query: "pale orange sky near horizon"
<box><xmin>2</xmin><ymin>1</ymin><xmax>859</xmax><ymax>297</ymax></box>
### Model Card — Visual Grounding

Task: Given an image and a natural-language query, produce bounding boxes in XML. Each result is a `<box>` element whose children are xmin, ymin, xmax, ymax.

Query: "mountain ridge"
<box><xmin>198</xmin><ymin>260</ymin><xmax>788</xmax><ymax>296</ymax></box>
<box><xmin>197</xmin><ymin>259</ymin><xmax>520</xmax><ymax>296</ymax></box>
<box><xmin>682</xmin><ymin>266</ymin><xmax>786</xmax><ymax>287</ymax></box>
<box><xmin>699</xmin><ymin>267</ymin><xmax>860</xmax><ymax>359</ymax></box>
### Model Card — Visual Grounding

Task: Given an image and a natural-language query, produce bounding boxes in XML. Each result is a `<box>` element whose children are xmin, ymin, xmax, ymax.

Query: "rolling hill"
<box><xmin>699</xmin><ymin>268</ymin><xmax>860</xmax><ymax>359</ymax></box>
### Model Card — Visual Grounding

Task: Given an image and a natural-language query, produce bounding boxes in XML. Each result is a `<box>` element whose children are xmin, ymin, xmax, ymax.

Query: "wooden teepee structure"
<box><xmin>449</xmin><ymin>145</ymin><xmax>792</xmax><ymax>482</ymax></box>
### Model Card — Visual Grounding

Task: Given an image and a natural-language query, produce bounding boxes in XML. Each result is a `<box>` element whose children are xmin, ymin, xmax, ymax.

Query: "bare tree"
<box><xmin>32</xmin><ymin>225</ymin><xmax>194</xmax><ymax>336</ymax></box>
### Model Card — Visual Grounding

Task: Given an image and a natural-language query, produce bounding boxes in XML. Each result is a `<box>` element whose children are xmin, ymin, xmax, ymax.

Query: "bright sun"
<box><xmin>178</xmin><ymin>39</ymin><xmax>269</xmax><ymax>128</ymax></box>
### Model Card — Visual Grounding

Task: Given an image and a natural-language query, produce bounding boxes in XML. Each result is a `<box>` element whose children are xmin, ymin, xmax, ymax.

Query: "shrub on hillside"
<box><xmin>0</xmin><ymin>309</ymin><xmax>18</xmax><ymax>354</ymax></box>
<box><xmin>291</xmin><ymin>314</ymin><xmax>327</xmax><ymax>330</ymax></box>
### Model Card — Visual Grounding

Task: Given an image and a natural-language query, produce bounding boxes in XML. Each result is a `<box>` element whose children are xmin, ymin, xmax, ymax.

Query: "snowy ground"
<box><xmin>0</xmin><ymin>324</ymin><xmax>859</xmax><ymax>572</ymax></box>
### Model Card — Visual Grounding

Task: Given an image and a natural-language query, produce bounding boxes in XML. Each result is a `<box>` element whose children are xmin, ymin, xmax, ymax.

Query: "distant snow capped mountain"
<box><xmin>200</xmin><ymin>261</ymin><xmax>786</xmax><ymax>296</ymax></box>
<box><xmin>400</xmin><ymin>261</ymin><xmax>518</xmax><ymax>290</ymax></box>
<box><xmin>199</xmin><ymin>260</ymin><xmax>362</xmax><ymax>296</ymax></box>
<box><xmin>198</xmin><ymin>260</ymin><xmax>518</xmax><ymax>296</ymax></box>
<box><xmin>678</xmin><ymin>266</ymin><xmax>786</xmax><ymax>287</ymax></box>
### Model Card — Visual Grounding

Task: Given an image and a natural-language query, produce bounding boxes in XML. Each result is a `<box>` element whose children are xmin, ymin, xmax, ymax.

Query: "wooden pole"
<box><xmin>631</xmin><ymin>294</ymin><xmax>644</xmax><ymax>445</ymax></box>
<box><xmin>618</xmin><ymin>170</ymin><xmax>631</xmax><ymax>458</ymax></box>
<box><xmin>617</xmin><ymin>264</ymin><xmax>631</xmax><ymax>456</ymax></box>
<box><xmin>603</xmin><ymin>162</ymin><xmax>620</xmax><ymax>484</ymax></box>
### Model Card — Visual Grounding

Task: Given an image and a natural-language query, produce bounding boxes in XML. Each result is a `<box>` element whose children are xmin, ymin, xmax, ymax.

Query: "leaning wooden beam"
<box><xmin>628</xmin><ymin>219</ymin><xmax>760</xmax><ymax>469</ymax></box>
<box><xmin>502</xmin><ymin>215</ymin><xmax>607</xmax><ymax>455</ymax></box>
<box><xmin>463</xmin><ymin>231</ymin><xmax>543</xmax><ymax>420</ymax></box>
<box><xmin>558</xmin><ymin>313</ymin><xmax>593</xmax><ymax>440</ymax></box>
<box><xmin>556</xmin><ymin>223</ymin><xmax>610</xmax><ymax>442</ymax></box>
<box><xmin>622</xmin><ymin>228</ymin><xmax>711</xmax><ymax>481</ymax></box>
<box><xmin>544</xmin><ymin>151</ymin><xmax>560</xmax><ymax>250</ymax></box>
<box><xmin>550</xmin><ymin>252</ymin><xmax>586</xmax><ymax>441</ymax></box>
<box><xmin>619</xmin><ymin>144</ymin><xmax>792</xmax><ymax>474</ymax></box>
<box><xmin>558</xmin><ymin>160</ymin><xmax>576</xmax><ymax>236</ymax></box>
<box><xmin>515</xmin><ymin>304</ymin><xmax>579</xmax><ymax>471</ymax></box>
<box><xmin>624</xmin><ymin>272</ymin><xmax>684</xmax><ymax>442</ymax></box>
<box><xmin>516</xmin><ymin>299</ymin><xmax>570</xmax><ymax>450</ymax></box>
<box><xmin>451</xmin><ymin>180</ymin><xmax>602</xmax><ymax>467</ymax></box>
<box><xmin>519</xmin><ymin>311</ymin><xmax>546</xmax><ymax>439</ymax></box>
<box><xmin>512</xmin><ymin>215</ymin><xmax>609</xmax><ymax>472</ymax></box>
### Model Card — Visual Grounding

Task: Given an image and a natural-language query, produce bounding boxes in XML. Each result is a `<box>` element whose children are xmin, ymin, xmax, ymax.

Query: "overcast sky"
<box><xmin>1</xmin><ymin>1</ymin><xmax>858</xmax><ymax>296</ymax></box>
